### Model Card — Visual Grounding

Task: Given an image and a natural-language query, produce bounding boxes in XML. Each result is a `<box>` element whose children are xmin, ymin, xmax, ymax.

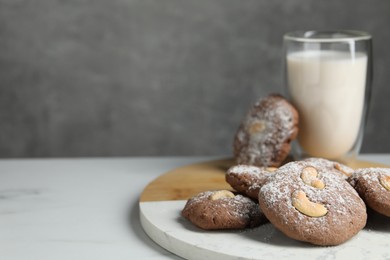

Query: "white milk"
<box><xmin>287</xmin><ymin>50</ymin><xmax>367</xmax><ymax>159</ymax></box>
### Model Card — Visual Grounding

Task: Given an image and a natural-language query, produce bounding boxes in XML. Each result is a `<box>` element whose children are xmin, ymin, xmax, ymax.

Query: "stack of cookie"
<box><xmin>181</xmin><ymin>94</ymin><xmax>390</xmax><ymax>246</ymax></box>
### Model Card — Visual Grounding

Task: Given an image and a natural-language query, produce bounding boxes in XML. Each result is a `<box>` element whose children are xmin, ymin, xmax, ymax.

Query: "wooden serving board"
<box><xmin>139</xmin><ymin>158</ymin><xmax>390</xmax><ymax>260</ymax></box>
<box><xmin>140</xmin><ymin>158</ymin><xmax>388</xmax><ymax>202</ymax></box>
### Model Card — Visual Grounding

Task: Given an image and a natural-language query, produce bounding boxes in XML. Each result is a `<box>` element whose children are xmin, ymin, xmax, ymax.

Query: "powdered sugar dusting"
<box><xmin>259</xmin><ymin>160</ymin><xmax>366</xmax><ymax>239</ymax></box>
<box><xmin>184</xmin><ymin>190</ymin><xmax>261</xmax><ymax>219</ymax></box>
<box><xmin>348</xmin><ymin>168</ymin><xmax>390</xmax><ymax>217</ymax></box>
<box><xmin>303</xmin><ymin>157</ymin><xmax>353</xmax><ymax>179</ymax></box>
<box><xmin>234</xmin><ymin>94</ymin><xmax>298</xmax><ymax>167</ymax></box>
<box><xmin>350</xmin><ymin>168</ymin><xmax>390</xmax><ymax>190</ymax></box>
<box><xmin>226</xmin><ymin>165</ymin><xmax>276</xmax><ymax>197</ymax></box>
<box><xmin>227</xmin><ymin>165</ymin><xmax>262</xmax><ymax>175</ymax></box>
<box><xmin>352</xmin><ymin>168</ymin><xmax>390</xmax><ymax>180</ymax></box>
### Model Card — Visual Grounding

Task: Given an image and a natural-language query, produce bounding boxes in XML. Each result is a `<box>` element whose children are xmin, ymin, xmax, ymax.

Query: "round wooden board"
<box><xmin>139</xmin><ymin>158</ymin><xmax>390</xmax><ymax>260</ymax></box>
<box><xmin>140</xmin><ymin>157</ymin><xmax>388</xmax><ymax>202</ymax></box>
<box><xmin>140</xmin><ymin>158</ymin><xmax>233</xmax><ymax>202</ymax></box>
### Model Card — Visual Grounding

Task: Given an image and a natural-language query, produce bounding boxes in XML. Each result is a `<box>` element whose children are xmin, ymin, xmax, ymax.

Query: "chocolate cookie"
<box><xmin>182</xmin><ymin>190</ymin><xmax>266</xmax><ymax>230</ymax></box>
<box><xmin>348</xmin><ymin>168</ymin><xmax>390</xmax><ymax>217</ymax></box>
<box><xmin>226</xmin><ymin>165</ymin><xmax>277</xmax><ymax>199</ymax></box>
<box><xmin>233</xmin><ymin>94</ymin><xmax>299</xmax><ymax>167</ymax></box>
<box><xmin>303</xmin><ymin>157</ymin><xmax>354</xmax><ymax>179</ymax></box>
<box><xmin>259</xmin><ymin>161</ymin><xmax>367</xmax><ymax>246</ymax></box>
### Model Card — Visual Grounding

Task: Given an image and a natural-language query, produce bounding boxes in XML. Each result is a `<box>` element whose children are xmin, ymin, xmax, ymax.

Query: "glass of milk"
<box><xmin>283</xmin><ymin>30</ymin><xmax>372</xmax><ymax>161</ymax></box>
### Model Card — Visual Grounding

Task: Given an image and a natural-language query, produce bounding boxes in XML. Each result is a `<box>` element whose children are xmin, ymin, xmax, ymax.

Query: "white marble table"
<box><xmin>0</xmin><ymin>155</ymin><xmax>389</xmax><ymax>260</ymax></box>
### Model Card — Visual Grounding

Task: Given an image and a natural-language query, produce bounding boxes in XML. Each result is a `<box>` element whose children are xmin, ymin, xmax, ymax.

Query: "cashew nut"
<box><xmin>301</xmin><ymin>167</ymin><xmax>325</xmax><ymax>189</ymax></box>
<box><xmin>209</xmin><ymin>190</ymin><xmax>235</xmax><ymax>200</ymax></box>
<box><xmin>334</xmin><ymin>163</ymin><xmax>353</xmax><ymax>177</ymax></box>
<box><xmin>266</xmin><ymin>167</ymin><xmax>277</xmax><ymax>172</ymax></box>
<box><xmin>248</xmin><ymin>120</ymin><xmax>266</xmax><ymax>134</ymax></box>
<box><xmin>379</xmin><ymin>175</ymin><xmax>390</xmax><ymax>191</ymax></box>
<box><xmin>292</xmin><ymin>190</ymin><xmax>327</xmax><ymax>217</ymax></box>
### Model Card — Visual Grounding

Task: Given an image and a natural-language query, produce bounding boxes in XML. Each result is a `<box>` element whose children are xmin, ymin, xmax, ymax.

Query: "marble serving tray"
<box><xmin>139</xmin><ymin>159</ymin><xmax>390</xmax><ymax>260</ymax></box>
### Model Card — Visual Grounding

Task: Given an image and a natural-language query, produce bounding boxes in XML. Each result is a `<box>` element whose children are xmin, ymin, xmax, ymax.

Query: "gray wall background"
<box><xmin>0</xmin><ymin>0</ymin><xmax>389</xmax><ymax>157</ymax></box>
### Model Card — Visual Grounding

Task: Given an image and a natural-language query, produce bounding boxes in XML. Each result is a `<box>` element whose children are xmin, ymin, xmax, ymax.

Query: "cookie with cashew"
<box><xmin>182</xmin><ymin>190</ymin><xmax>267</xmax><ymax>230</ymax></box>
<box><xmin>348</xmin><ymin>168</ymin><xmax>390</xmax><ymax>217</ymax></box>
<box><xmin>259</xmin><ymin>161</ymin><xmax>367</xmax><ymax>246</ymax></box>
<box><xmin>233</xmin><ymin>94</ymin><xmax>299</xmax><ymax>167</ymax></box>
<box><xmin>226</xmin><ymin>164</ymin><xmax>277</xmax><ymax>199</ymax></box>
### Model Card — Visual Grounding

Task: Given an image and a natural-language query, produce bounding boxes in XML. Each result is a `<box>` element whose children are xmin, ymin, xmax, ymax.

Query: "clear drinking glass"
<box><xmin>283</xmin><ymin>30</ymin><xmax>372</xmax><ymax>161</ymax></box>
